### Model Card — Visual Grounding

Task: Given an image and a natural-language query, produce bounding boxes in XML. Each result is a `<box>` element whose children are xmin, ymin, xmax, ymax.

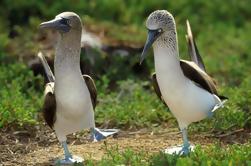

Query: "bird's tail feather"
<box><xmin>218</xmin><ymin>95</ymin><xmax>228</xmax><ymax>100</ymax></box>
<box><xmin>212</xmin><ymin>99</ymin><xmax>227</xmax><ymax>113</ymax></box>
<box><xmin>37</xmin><ymin>52</ymin><xmax>55</xmax><ymax>82</ymax></box>
<box><xmin>211</xmin><ymin>94</ymin><xmax>227</xmax><ymax>113</ymax></box>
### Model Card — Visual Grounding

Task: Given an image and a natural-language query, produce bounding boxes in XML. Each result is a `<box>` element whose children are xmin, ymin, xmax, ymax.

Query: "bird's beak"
<box><xmin>140</xmin><ymin>29</ymin><xmax>162</xmax><ymax>64</ymax></box>
<box><xmin>39</xmin><ymin>17</ymin><xmax>70</xmax><ymax>33</ymax></box>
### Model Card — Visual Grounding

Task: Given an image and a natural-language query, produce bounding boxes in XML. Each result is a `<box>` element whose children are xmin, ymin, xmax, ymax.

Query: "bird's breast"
<box><xmin>55</xmin><ymin>73</ymin><xmax>92</xmax><ymax>117</ymax></box>
<box><xmin>157</xmin><ymin>74</ymin><xmax>216</xmax><ymax>123</ymax></box>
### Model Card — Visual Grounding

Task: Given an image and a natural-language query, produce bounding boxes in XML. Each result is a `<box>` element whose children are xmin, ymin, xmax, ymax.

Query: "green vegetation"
<box><xmin>95</xmin><ymin>79</ymin><xmax>171</xmax><ymax>129</ymax></box>
<box><xmin>0</xmin><ymin>63</ymin><xmax>43</xmax><ymax>128</ymax></box>
<box><xmin>0</xmin><ymin>0</ymin><xmax>250</xmax><ymax>165</ymax></box>
<box><xmin>150</xmin><ymin>144</ymin><xmax>251</xmax><ymax>166</ymax></box>
<box><xmin>85</xmin><ymin>144</ymin><xmax>251</xmax><ymax>166</ymax></box>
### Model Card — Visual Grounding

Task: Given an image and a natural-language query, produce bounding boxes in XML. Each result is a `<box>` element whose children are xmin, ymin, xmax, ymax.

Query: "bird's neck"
<box><xmin>153</xmin><ymin>30</ymin><xmax>187</xmax><ymax>87</ymax></box>
<box><xmin>54</xmin><ymin>31</ymin><xmax>82</xmax><ymax>78</ymax></box>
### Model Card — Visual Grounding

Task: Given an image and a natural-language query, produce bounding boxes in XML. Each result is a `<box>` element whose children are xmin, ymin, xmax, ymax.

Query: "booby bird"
<box><xmin>140</xmin><ymin>10</ymin><xmax>227</xmax><ymax>155</ymax></box>
<box><xmin>39</xmin><ymin>12</ymin><xmax>118</xmax><ymax>164</ymax></box>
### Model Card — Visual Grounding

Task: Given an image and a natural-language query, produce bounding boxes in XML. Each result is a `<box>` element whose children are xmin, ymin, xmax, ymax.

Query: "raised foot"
<box><xmin>92</xmin><ymin>128</ymin><xmax>119</xmax><ymax>141</ymax></box>
<box><xmin>164</xmin><ymin>145</ymin><xmax>195</xmax><ymax>155</ymax></box>
<box><xmin>54</xmin><ymin>155</ymin><xmax>84</xmax><ymax>165</ymax></box>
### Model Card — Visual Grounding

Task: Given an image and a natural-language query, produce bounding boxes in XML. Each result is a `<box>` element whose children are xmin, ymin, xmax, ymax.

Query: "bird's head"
<box><xmin>39</xmin><ymin>12</ymin><xmax>82</xmax><ymax>34</ymax></box>
<box><xmin>140</xmin><ymin>10</ymin><xmax>175</xmax><ymax>64</ymax></box>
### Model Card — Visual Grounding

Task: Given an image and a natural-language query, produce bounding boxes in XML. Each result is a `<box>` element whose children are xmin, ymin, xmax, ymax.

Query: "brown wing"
<box><xmin>184</xmin><ymin>21</ymin><xmax>228</xmax><ymax>100</ymax></box>
<box><xmin>152</xmin><ymin>73</ymin><xmax>167</xmax><ymax>107</ymax></box>
<box><xmin>180</xmin><ymin>60</ymin><xmax>218</xmax><ymax>95</ymax></box>
<box><xmin>37</xmin><ymin>52</ymin><xmax>55</xmax><ymax>82</ymax></box>
<box><xmin>186</xmin><ymin>20</ymin><xmax>206</xmax><ymax>72</ymax></box>
<box><xmin>83</xmin><ymin>75</ymin><xmax>97</xmax><ymax>109</ymax></box>
<box><xmin>42</xmin><ymin>83</ymin><xmax>56</xmax><ymax>129</ymax></box>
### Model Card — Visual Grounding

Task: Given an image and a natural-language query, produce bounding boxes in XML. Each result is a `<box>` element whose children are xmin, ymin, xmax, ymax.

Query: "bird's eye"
<box><xmin>60</xmin><ymin>18</ymin><xmax>70</xmax><ymax>25</ymax></box>
<box><xmin>66</xmin><ymin>19</ymin><xmax>71</xmax><ymax>25</ymax></box>
<box><xmin>158</xmin><ymin>28</ymin><xmax>162</xmax><ymax>33</ymax></box>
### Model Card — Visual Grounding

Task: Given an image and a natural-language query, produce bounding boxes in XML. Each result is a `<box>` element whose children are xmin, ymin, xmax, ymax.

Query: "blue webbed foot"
<box><xmin>91</xmin><ymin>127</ymin><xmax>119</xmax><ymax>142</ymax></box>
<box><xmin>57</xmin><ymin>141</ymin><xmax>84</xmax><ymax>165</ymax></box>
<box><xmin>178</xmin><ymin>144</ymin><xmax>193</xmax><ymax>155</ymax></box>
<box><xmin>55</xmin><ymin>155</ymin><xmax>84</xmax><ymax>165</ymax></box>
<box><xmin>165</xmin><ymin>128</ymin><xmax>194</xmax><ymax>155</ymax></box>
<box><xmin>164</xmin><ymin>144</ymin><xmax>194</xmax><ymax>155</ymax></box>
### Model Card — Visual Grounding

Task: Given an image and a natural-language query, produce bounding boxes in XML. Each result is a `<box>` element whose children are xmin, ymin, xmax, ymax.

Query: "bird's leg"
<box><xmin>163</xmin><ymin>128</ymin><xmax>195</xmax><ymax>155</ymax></box>
<box><xmin>62</xmin><ymin>141</ymin><xmax>72</xmax><ymax>160</ymax></box>
<box><xmin>55</xmin><ymin>141</ymin><xmax>84</xmax><ymax>164</ymax></box>
<box><xmin>179</xmin><ymin>128</ymin><xmax>191</xmax><ymax>155</ymax></box>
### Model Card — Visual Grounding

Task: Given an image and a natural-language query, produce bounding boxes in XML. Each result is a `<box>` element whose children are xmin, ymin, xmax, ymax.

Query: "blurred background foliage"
<box><xmin>0</xmin><ymin>0</ymin><xmax>250</xmax><ymax>133</ymax></box>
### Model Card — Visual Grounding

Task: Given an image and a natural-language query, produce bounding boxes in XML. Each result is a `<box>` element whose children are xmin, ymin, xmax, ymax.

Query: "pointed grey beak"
<box><xmin>140</xmin><ymin>29</ymin><xmax>162</xmax><ymax>64</ymax></box>
<box><xmin>39</xmin><ymin>17</ymin><xmax>70</xmax><ymax>33</ymax></box>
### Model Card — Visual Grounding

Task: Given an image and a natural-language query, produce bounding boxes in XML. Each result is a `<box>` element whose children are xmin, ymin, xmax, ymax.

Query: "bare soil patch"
<box><xmin>0</xmin><ymin>124</ymin><xmax>250</xmax><ymax>166</ymax></box>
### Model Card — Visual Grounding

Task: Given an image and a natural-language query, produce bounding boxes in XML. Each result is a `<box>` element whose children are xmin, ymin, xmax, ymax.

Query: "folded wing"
<box><xmin>151</xmin><ymin>73</ymin><xmax>168</xmax><ymax>107</ymax></box>
<box><xmin>83</xmin><ymin>75</ymin><xmax>98</xmax><ymax>109</ymax></box>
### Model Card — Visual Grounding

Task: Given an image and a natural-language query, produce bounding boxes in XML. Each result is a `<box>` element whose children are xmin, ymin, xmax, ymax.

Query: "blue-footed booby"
<box><xmin>39</xmin><ymin>12</ymin><xmax>118</xmax><ymax>164</ymax></box>
<box><xmin>140</xmin><ymin>10</ymin><xmax>227</xmax><ymax>155</ymax></box>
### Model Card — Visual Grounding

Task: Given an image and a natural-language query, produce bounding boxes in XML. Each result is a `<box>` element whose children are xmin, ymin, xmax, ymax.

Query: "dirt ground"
<box><xmin>0</xmin><ymin>124</ymin><xmax>250</xmax><ymax>166</ymax></box>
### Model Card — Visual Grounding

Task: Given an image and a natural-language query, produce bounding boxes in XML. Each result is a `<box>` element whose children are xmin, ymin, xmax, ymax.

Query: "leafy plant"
<box><xmin>0</xmin><ymin>63</ymin><xmax>43</xmax><ymax>128</ymax></box>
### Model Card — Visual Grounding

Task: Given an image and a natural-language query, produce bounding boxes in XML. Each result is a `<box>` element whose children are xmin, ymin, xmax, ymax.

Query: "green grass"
<box><xmin>0</xmin><ymin>1</ymin><xmax>250</xmax><ymax>165</ymax></box>
<box><xmin>95</xmin><ymin>79</ymin><xmax>171</xmax><ymax>129</ymax></box>
<box><xmin>0</xmin><ymin>64</ymin><xmax>248</xmax><ymax>133</ymax></box>
<box><xmin>84</xmin><ymin>144</ymin><xmax>251</xmax><ymax>166</ymax></box>
<box><xmin>84</xmin><ymin>16</ymin><xmax>146</xmax><ymax>46</ymax></box>
<box><xmin>0</xmin><ymin>5</ymin><xmax>250</xmax><ymax>134</ymax></box>
<box><xmin>0</xmin><ymin>63</ymin><xmax>43</xmax><ymax>128</ymax></box>
<box><xmin>95</xmin><ymin>77</ymin><xmax>251</xmax><ymax>132</ymax></box>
